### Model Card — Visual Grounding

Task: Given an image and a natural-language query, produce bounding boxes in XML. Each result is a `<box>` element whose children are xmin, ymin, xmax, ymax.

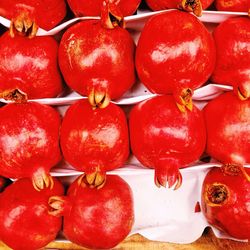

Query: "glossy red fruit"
<box><xmin>67</xmin><ymin>0</ymin><xmax>141</xmax><ymax>17</ymax></box>
<box><xmin>0</xmin><ymin>32</ymin><xmax>63</xmax><ymax>99</ymax></box>
<box><xmin>59</xmin><ymin>20</ymin><xmax>135</xmax><ymax>108</ymax></box>
<box><xmin>60</xmin><ymin>100</ymin><xmax>129</xmax><ymax>187</ymax></box>
<box><xmin>49</xmin><ymin>175</ymin><xmax>134</xmax><ymax>249</ymax></box>
<box><xmin>136</xmin><ymin>10</ymin><xmax>215</xmax><ymax>110</ymax></box>
<box><xmin>145</xmin><ymin>0</ymin><xmax>213</xmax><ymax>15</ymax></box>
<box><xmin>0</xmin><ymin>0</ymin><xmax>66</xmax><ymax>36</ymax></box>
<box><xmin>0</xmin><ymin>102</ymin><xmax>61</xmax><ymax>190</ymax></box>
<box><xmin>211</xmin><ymin>17</ymin><xmax>250</xmax><ymax>100</ymax></box>
<box><xmin>204</xmin><ymin>92</ymin><xmax>250</xmax><ymax>165</ymax></box>
<box><xmin>201</xmin><ymin>165</ymin><xmax>250</xmax><ymax>239</ymax></box>
<box><xmin>215</xmin><ymin>0</ymin><xmax>250</xmax><ymax>11</ymax></box>
<box><xmin>129</xmin><ymin>95</ymin><xmax>206</xmax><ymax>189</ymax></box>
<box><xmin>0</xmin><ymin>178</ymin><xmax>64</xmax><ymax>250</ymax></box>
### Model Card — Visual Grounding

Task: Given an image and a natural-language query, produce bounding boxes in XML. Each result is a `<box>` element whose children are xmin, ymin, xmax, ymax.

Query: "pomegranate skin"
<box><xmin>215</xmin><ymin>0</ymin><xmax>250</xmax><ymax>11</ymax></box>
<box><xmin>60</xmin><ymin>100</ymin><xmax>129</xmax><ymax>177</ymax></box>
<box><xmin>201</xmin><ymin>166</ymin><xmax>250</xmax><ymax>239</ymax></box>
<box><xmin>0</xmin><ymin>32</ymin><xmax>63</xmax><ymax>99</ymax></box>
<box><xmin>0</xmin><ymin>178</ymin><xmax>64</xmax><ymax>250</ymax></box>
<box><xmin>0</xmin><ymin>102</ymin><xmax>61</xmax><ymax>186</ymax></box>
<box><xmin>204</xmin><ymin>92</ymin><xmax>250</xmax><ymax>165</ymax></box>
<box><xmin>211</xmin><ymin>17</ymin><xmax>250</xmax><ymax>99</ymax></box>
<box><xmin>136</xmin><ymin>10</ymin><xmax>215</xmax><ymax>98</ymax></box>
<box><xmin>145</xmin><ymin>0</ymin><xmax>213</xmax><ymax>10</ymax></box>
<box><xmin>59</xmin><ymin>20</ymin><xmax>135</xmax><ymax>105</ymax></box>
<box><xmin>0</xmin><ymin>0</ymin><xmax>66</xmax><ymax>31</ymax></box>
<box><xmin>67</xmin><ymin>0</ymin><xmax>141</xmax><ymax>17</ymax></box>
<box><xmin>55</xmin><ymin>175</ymin><xmax>134</xmax><ymax>249</ymax></box>
<box><xmin>129</xmin><ymin>95</ymin><xmax>206</xmax><ymax>188</ymax></box>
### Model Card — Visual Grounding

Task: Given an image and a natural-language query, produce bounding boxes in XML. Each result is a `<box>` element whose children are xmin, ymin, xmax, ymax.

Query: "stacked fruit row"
<box><xmin>0</xmin><ymin>1</ymin><xmax>249</xmax><ymax>249</ymax></box>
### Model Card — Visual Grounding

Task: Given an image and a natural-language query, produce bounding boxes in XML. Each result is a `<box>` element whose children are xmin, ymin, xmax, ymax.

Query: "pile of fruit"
<box><xmin>0</xmin><ymin>0</ymin><xmax>249</xmax><ymax>249</ymax></box>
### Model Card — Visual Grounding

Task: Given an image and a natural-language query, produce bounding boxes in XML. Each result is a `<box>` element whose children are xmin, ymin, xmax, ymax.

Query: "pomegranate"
<box><xmin>0</xmin><ymin>102</ymin><xmax>62</xmax><ymax>190</ymax></box>
<box><xmin>211</xmin><ymin>17</ymin><xmax>250</xmax><ymax>100</ymax></box>
<box><xmin>201</xmin><ymin>165</ymin><xmax>250</xmax><ymax>239</ymax></box>
<box><xmin>60</xmin><ymin>100</ymin><xmax>129</xmax><ymax>187</ymax></box>
<box><xmin>59</xmin><ymin>17</ymin><xmax>135</xmax><ymax>108</ymax></box>
<box><xmin>129</xmin><ymin>95</ymin><xmax>206</xmax><ymax>189</ymax></box>
<box><xmin>0</xmin><ymin>32</ymin><xmax>63</xmax><ymax>100</ymax></box>
<box><xmin>0</xmin><ymin>177</ymin><xmax>64</xmax><ymax>250</ymax></box>
<box><xmin>145</xmin><ymin>0</ymin><xmax>214</xmax><ymax>16</ymax></box>
<box><xmin>204</xmin><ymin>92</ymin><xmax>250</xmax><ymax>165</ymax></box>
<box><xmin>215</xmin><ymin>0</ymin><xmax>250</xmax><ymax>12</ymax></box>
<box><xmin>67</xmin><ymin>0</ymin><xmax>141</xmax><ymax>17</ymax></box>
<box><xmin>49</xmin><ymin>175</ymin><xmax>134</xmax><ymax>249</ymax></box>
<box><xmin>0</xmin><ymin>0</ymin><xmax>66</xmax><ymax>37</ymax></box>
<box><xmin>0</xmin><ymin>177</ymin><xmax>11</xmax><ymax>193</ymax></box>
<box><xmin>136</xmin><ymin>10</ymin><xmax>215</xmax><ymax>111</ymax></box>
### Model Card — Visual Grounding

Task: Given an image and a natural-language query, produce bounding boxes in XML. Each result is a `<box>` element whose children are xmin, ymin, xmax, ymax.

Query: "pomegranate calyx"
<box><xmin>48</xmin><ymin>196</ymin><xmax>69</xmax><ymax>217</ymax></box>
<box><xmin>154</xmin><ymin>158</ymin><xmax>182</xmax><ymax>189</ymax></box>
<box><xmin>101</xmin><ymin>0</ymin><xmax>124</xmax><ymax>29</ymax></box>
<box><xmin>179</xmin><ymin>0</ymin><xmax>203</xmax><ymax>17</ymax></box>
<box><xmin>236</xmin><ymin>86</ymin><xmax>249</xmax><ymax>101</ymax></box>
<box><xmin>205</xmin><ymin>183</ymin><xmax>229</xmax><ymax>207</ymax></box>
<box><xmin>175</xmin><ymin>88</ymin><xmax>193</xmax><ymax>113</ymax></box>
<box><xmin>222</xmin><ymin>164</ymin><xmax>250</xmax><ymax>182</ymax></box>
<box><xmin>32</xmin><ymin>171</ymin><xmax>54</xmax><ymax>191</ymax></box>
<box><xmin>77</xmin><ymin>172</ymin><xmax>106</xmax><ymax>189</ymax></box>
<box><xmin>10</xmin><ymin>12</ymin><xmax>38</xmax><ymax>38</ymax></box>
<box><xmin>88</xmin><ymin>89</ymin><xmax>110</xmax><ymax>109</ymax></box>
<box><xmin>0</xmin><ymin>88</ymin><xmax>27</xmax><ymax>103</ymax></box>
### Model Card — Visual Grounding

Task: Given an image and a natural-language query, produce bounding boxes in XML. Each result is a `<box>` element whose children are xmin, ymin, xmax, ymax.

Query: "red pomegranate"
<box><xmin>0</xmin><ymin>0</ymin><xmax>66</xmax><ymax>37</ymax></box>
<box><xmin>0</xmin><ymin>32</ymin><xmax>63</xmax><ymax>99</ymax></box>
<box><xmin>145</xmin><ymin>0</ymin><xmax>214</xmax><ymax>16</ymax></box>
<box><xmin>136</xmin><ymin>10</ymin><xmax>215</xmax><ymax>110</ymax></box>
<box><xmin>211</xmin><ymin>17</ymin><xmax>250</xmax><ymax>100</ymax></box>
<box><xmin>67</xmin><ymin>0</ymin><xmax>141</xmax><ymax>17</ymax></box>
<box><xmin>59</xmin><ymin>18</ymin><xmax>135</xmax><ymax>108</ymax></box>
<box><xmin>129</xmin><ymin>95</ymin><xmax>206</xmax><ymax>189</ymax></box>
<box><xmin>201</xmin><ymin>165</ymin><xmax>250</xmax><ymax>239</ymax></box>
<box><xmin>0</xmin><ymin>102</ymin><xmax>61</xmax><ymax>190</ymax></box>
<box><xmin>0</xmin><ymin>177</ymin><xmax>64</xmax><ymax>250</ymax></box>
<box><xmin>49</xmin><ymin>175</ymin><xmax>134</xmax><ymax>249</ymax></box>
<box><xmin>204</xmin><ymin>92</ymin><xmax>250</xmax><ymax>165</ymax></box>
<box><xmin>60</xmin><ymin>100</ymin><xmax>129</xmax><ymax>187</ymax></box>
<box><xmin>215</xmin><ymin>0</ymin><xmax>250</xmax><ymax>12</ymax></box>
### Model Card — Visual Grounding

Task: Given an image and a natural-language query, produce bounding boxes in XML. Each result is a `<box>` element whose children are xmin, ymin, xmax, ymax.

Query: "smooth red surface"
<box><xmin>63</xmin><ymin>175</ymin><xmax>134</xmax><ymax>249</ymax></box>
<box><xmin>59</xmin><ymin>20</ymin><xmax>135</xmax><ymax>100</ymax></box>
<box><xmin>204</xmin><ymin>92</ymin><xmax>250</xmax><ymax>165</ymax></box>
<box><xmin>67</xmin><ymin>0</ymin><xmax>141</xmax><ymax>17</ymax></box>
<box><xmin>0</xmin><ymin>32</ymin><xmax>63</xmax><ymax>99</ymax></box>
<box><xmin>211</xmin><ymin>17</ymin><xmax>250</xmax><ymax>95</ymax></box>
<box><xmin>0</xmin><ymin>102</ymin><xmax>61</xmax><ymax>179</ymax></box>
<box><xmin>60</xmin><ymin>100</ymin><xmax>129</xmax><ymax>174</ymax></box>
<box><xmin>0</xmin><ymin>178</ymin><xmax>64</xmax><ymax>250</ymax></box>
<box><xmin>215</xmin><ymin>0</ymin><xmax>250</xmax><ymax>11</ymax></box>
<box><xmin>0</xmin><ymin>0</ymin><xmax>66</xmax><ymax>30</ymax></box>
<box><xmin>129</xmin><ymin>95</ymin><xmax>206</xmax><ymax>184</ymax></box>
<box><xmin>201</xmin><ymin>167</ymin><xmax>250</xmax><ymax>239</ymax></box>
<box><xmin>136</xmin><ymin>10</ymin><xmax>215</xmax><ymax>95</ymax></box>
<box><xmin>146</xmin><ymin>0</ymin><xmax>213</xmax><ymax>10</ymax></box>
